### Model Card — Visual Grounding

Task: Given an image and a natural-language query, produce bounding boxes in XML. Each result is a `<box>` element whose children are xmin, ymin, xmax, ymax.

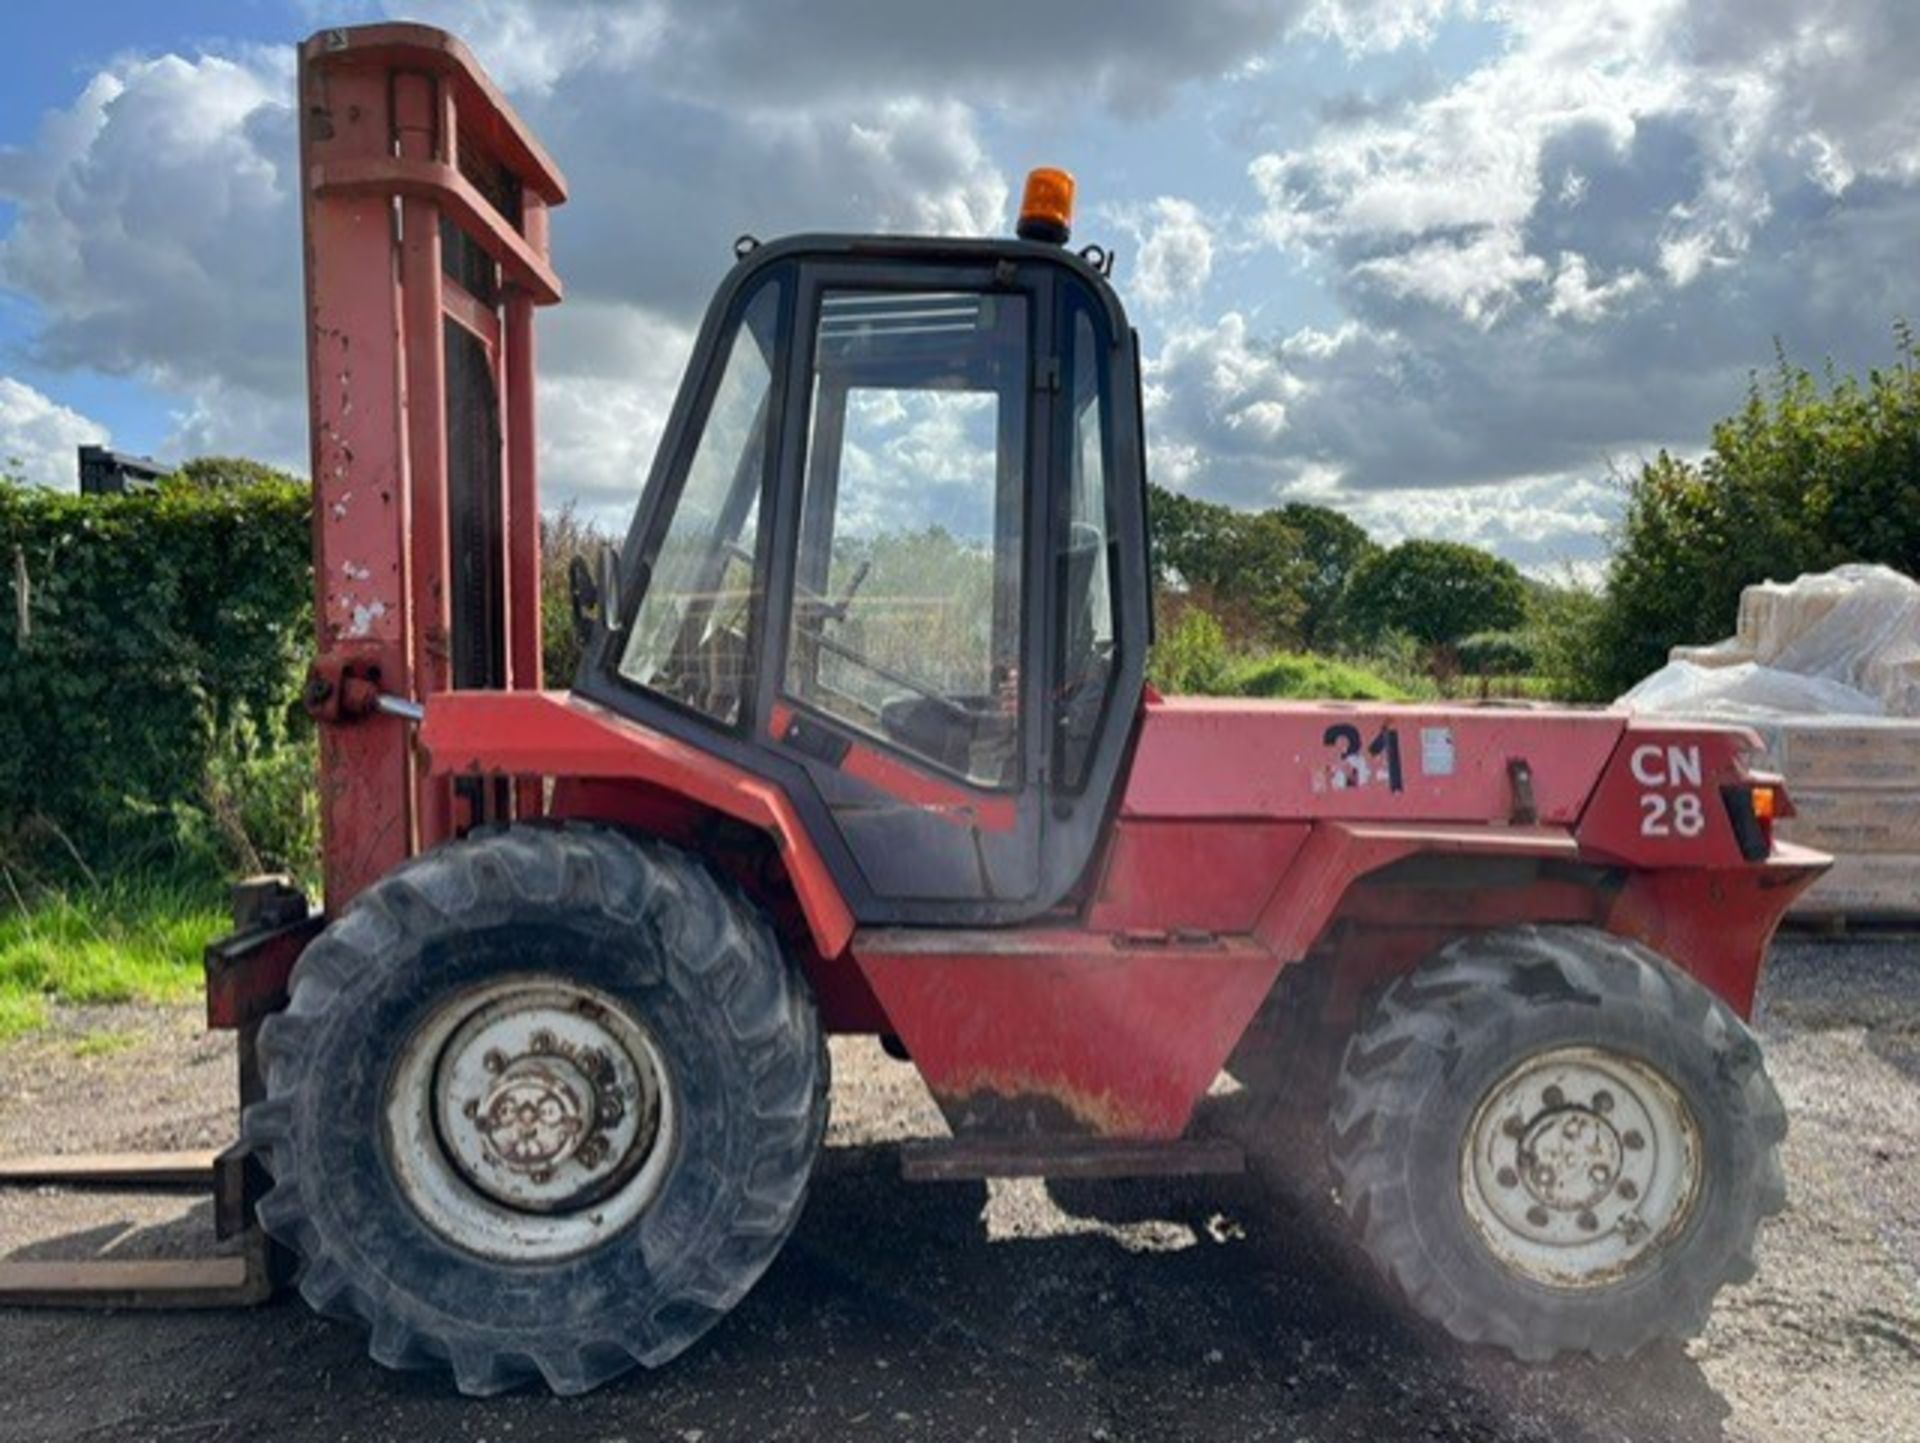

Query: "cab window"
<box><xmin>784</xmin><ymin>289</ymin><xmax>1028</xmax><ymax>787</ymax></box>
<box><xmin>1055</xmin><ymin>305</ymin><xmax>1118</xmax><ymax>790</ymax></box>
<box><xmin>618</xmin><ymin>281</ymin><xmax>781</xmax><ymax>723</ymax></box>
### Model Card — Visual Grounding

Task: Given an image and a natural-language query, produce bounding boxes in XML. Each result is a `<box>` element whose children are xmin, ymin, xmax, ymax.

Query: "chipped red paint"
<box><xmin>301</xmin><ymin>24</ymin><xmax>564</xmax><ymax>905</ymax></box>
<box><xmin>851</xmin><ymin>929</ymin><xmax>1281</xmax><ymax>1139</ymax></box>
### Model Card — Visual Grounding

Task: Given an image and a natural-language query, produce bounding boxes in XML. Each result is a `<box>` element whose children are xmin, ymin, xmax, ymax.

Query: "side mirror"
<box><xmin>567</xmin><ymin>545</ymin><xmax>625</xmax><ymax>640</ymax></box>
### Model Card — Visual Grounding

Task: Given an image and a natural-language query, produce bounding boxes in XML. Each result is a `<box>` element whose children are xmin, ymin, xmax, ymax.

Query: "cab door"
<box><xmin>760</xmin><ymin>262</ymin><xmax>1047</xmax><ymax>911</ymax></box>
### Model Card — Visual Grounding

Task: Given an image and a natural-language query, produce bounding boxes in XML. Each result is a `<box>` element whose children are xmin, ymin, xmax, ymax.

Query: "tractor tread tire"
<box><xmin>242</xmin><ymin>824</ymin><xmax>828</xmax><ymax>1396</ymax></box>
<box><xmin>1328</xmin><ymin>924</ymin><xmax>1785</xmax><ymax>1362</ymax></box>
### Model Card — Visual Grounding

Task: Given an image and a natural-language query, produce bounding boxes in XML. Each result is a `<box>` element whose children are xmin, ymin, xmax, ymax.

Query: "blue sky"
<box><xmin>3</xmin><ymin>1</ymin><xmax>1916</xmax><ymax>577</ymax></box>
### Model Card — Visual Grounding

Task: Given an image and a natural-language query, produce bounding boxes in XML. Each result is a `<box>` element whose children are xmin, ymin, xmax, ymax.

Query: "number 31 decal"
<box><xmin>1323</xmin><ymin>723</ymin><xmax>1404</xmax><ymax>793</ymax></box>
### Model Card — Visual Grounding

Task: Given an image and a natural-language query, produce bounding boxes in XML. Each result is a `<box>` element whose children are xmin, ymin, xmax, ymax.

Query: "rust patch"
<box><xmin>932</xmin><ymin>1068</ymin><xmax>1153</xmax><ymax>1138</ymax></box>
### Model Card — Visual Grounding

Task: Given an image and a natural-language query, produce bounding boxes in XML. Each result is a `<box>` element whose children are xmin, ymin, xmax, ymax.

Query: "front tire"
<box><xmin>1329</xmin><ymin>925</ymin><xmax>1785</xmax><ymax>1361</ymax></box>
<box><xmin>242</xmin><ymin>825</ymin><xmax>828</xmax><ymax>1395</ymax></box>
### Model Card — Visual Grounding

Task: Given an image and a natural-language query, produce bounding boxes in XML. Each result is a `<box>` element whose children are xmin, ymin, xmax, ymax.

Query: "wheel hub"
<box><xmin>474</xmin><ymin>1054</ymin><xmax>594</xmax><ymax>1173</ymax></box>
<box><xmin>386</xmin><ymin>977</ymin><xmax>676</xmax><ymax>1260</ymax></box>
<box><xmin>1518</xmin><ymin>1108</ymin><xmax>1625</xmax><ymax>1213</ymax></box>
<box><xmin>1461</xmin><ymin>1046</ymin><xmax>1699</xmax><ymax>1289</ymax></box>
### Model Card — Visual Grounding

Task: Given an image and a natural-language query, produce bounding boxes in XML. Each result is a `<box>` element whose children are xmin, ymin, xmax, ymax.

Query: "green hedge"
<box><xmin>0</xmin><ymin>478</ymin><xmax>314</xmax><ymax>879</ymax></box>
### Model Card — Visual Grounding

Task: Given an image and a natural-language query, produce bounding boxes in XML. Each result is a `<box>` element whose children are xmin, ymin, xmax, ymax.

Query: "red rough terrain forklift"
<box><xmin>2</xmin><ymin>24</ymin><xmax>1828</xmax><ymax>1396</ymax></box>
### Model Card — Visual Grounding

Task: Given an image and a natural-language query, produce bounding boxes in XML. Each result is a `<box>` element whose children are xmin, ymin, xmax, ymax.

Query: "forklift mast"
<box><xmin>298</xmin><ymin>24</ymin><xmax>566</xmax><ymax>905</ymax></box>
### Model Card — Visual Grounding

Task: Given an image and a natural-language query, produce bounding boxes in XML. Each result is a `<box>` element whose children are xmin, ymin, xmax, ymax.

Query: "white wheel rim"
<box><xmin>1459</xmin><ymin>1046</ymin><xmax>1701</xmax><ymax>1290</ymax></box>
<box><xmin>384</xmin><ymin>976</ymin><xmax>676</xmax><ymax>1262</ymax></box>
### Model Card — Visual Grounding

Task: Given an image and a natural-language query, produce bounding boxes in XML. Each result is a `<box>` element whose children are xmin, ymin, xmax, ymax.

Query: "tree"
<box><xmin>1147</xmin><ymin>483</ymin><xmax>1312</xmax><ymax>645</ymax></box>
<box><xmin>1586</xmin><ymin>330</ymin><xmax>1920</xmax><ymax>696</ymax></box>
<box><xmin>1275</xmin><ymin>501</ymin><xmax>1379</xmax><ymax>648</ymax></box>
<box><xmin>1343</xmin><ymin>539</ymin><xmax>1528</xmax><ymax>650</ymax></box>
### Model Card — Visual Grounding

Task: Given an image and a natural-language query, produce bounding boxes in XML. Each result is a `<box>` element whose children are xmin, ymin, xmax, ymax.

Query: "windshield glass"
<box><xmin>617</xmin><ymin>281</ymin><xmax>782</xmax><ymax>723</ymax></box>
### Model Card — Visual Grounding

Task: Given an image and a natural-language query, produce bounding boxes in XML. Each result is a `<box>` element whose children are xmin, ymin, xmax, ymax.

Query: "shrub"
<box><xmin>1148</xmin><ymin>605</ymin><xmax>1234</xmax><ymax>694</ymax></box>
<box><xmin>540</xmin><ymin>502</ymin><xmax>608</xmax><ymax>687</ymax></box>
<box><xmin>1524</xmin><ymin>581</ymin><xmax>1610</xmax><ymax>702</ymax></box>
<box><xmin>1588</xmin><ymin>330</ymin><xmax>1920</xmax><ymax>696</ymax></box>
<box><xmin>0</xmin><ymin>473</ymin><xmax>312</xmax><ymax>880</ymax></box>
<box><xmin>1231</xmin><ymin>651</ymin><xmax>1411</xmax><ymax>701</ymax></box>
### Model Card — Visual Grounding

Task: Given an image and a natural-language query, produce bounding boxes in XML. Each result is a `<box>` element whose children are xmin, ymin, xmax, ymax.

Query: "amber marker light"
<box><xmin>1017</xmin><ymin>167</ymin><xmax>1076</xmax><ymax>245</ymax></box>
<box><xmin>1750</xmin><ymin>785</ymin><xmax>1778</xmax><ymax>822</ymax></box>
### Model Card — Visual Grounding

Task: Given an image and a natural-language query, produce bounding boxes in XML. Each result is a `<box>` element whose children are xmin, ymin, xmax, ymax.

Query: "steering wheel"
<box><xmin>816</xmin><ymin>558</ymin><xmax>872</xmax><ymax>623</ymax></box>
<box><xmin>722</xmin><ymin>541</ymin><xmax>871</xmax><ymax>624</ymax></box>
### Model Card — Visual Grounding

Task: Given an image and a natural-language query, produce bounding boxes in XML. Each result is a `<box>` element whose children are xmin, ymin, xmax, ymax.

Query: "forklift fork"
<box><xmin>0</xmin><ymin>878</ymin><xmax>317</xmax><ymax>1308</ymax></box>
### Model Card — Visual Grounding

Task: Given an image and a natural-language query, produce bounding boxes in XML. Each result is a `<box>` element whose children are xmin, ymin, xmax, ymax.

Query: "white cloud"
<box><xmin>0</xmin><ymin>377</ymin><xmax>108</xmax><ymax>490</ymax></box>
<box><xmin>1353</xmin><ymin>228</ymin><xmax>1548</xmax><ymax>327</ymax></box>
<box><xmin>1546</xmin><ymin>252</ymin><xmax>1646</xmax><ymax>323</ymax></box>
<box><xmin>1173</xmin><ymin>0</ymin><xmax>1920</xmax><ymax>566</ymax></box>
<box><xmin>535</xmin><ymin>305</ymin><xmax>696</xmax><ymax>527</ymax></box>
<box><xmin>0</xmin><ymin>24</ymin><xmax>1009</xmax><ymax>512</ymax></box>
<box><xmin>1126</xmin><ymin>199</ymin><xmax>1216</xmax><ymax>311</ymax></box>
<box><xmin>1332</xmin><ymin>470</ymin><xmax>1622</xmax><ymax>574</ymax></box>
<box><xmin>1146</xmin><ymin>312</ymin><xmax>1301</xmax><ymax>494</ymax></box>
<box><xmin>1299</xmin><ymin>0</ymin><xmax>1481</xmax><ymax>54</ymax></box>
<box><xmin>0</xmin><ymin>51</ymin><xmax>298</xmax><ymax>394</ymax></box>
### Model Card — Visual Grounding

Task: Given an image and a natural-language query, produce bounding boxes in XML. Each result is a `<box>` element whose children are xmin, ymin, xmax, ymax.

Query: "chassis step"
<box><xmin>900</xmin><ymin>1136</ymin><xmax>1244</xmax><ymax>1182</ymax></box>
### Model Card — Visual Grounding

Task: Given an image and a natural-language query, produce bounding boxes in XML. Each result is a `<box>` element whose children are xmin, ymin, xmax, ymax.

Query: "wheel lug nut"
<box><xmin>530</xmin><ymin>1030</ymin><xmax>555</xmax><ymax>1054</ymax></box>
<box><xmin>1502</xmin><ymin>1117</ymin><xmax>1525</xmax><ymax>1139</ymax></box>
<box><xmin>462</xmin><ymin>1098</ymin><xmax>479</xmax><ymax>1118</ymax></box>
<box><xmin>1617</xmin><ymin>1179</ymin><xmax>1638</xmax><ymax>1201</ymax></box>
<box><xmin>1622</xmin><ymin>1129</ymin><xmax>1645</xmax><ymax>1151</ymax></box>
<box><xmin>1526</xmin><ymin>1205</ymin><xmax>1550</xmax><ymax>1227</ymax></box>
<box><xmin>1592</xmin><ymin>1090</ymin><xmax>1614</xmax><ymax>1113</ymax></box>
<box><xmin>1496</xmin><ymin>1167</ymin><xmax>1519</xmax><ymax>1189</ymax></box>
<box><xmin>1542</xmin><ymin>1085</ymin><xmax>1565</xmax><ymax>1108</ymax></box>
<box><xmin>1577</xmin><ymin>1211</ymin><xmax>1599</xmax><ymax>1232</ymax></box>
<box><xmin>482</xmin><ymin>1049</ymin><xmax>506</xmax><ymax>1074</ymax></box>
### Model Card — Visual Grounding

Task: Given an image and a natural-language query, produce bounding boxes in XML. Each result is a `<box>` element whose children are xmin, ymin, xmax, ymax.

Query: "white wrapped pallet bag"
<box><xmin>1622</xmin><ymin>564</ymin><xmax>1920</xmax><ymax>920</ymax></box>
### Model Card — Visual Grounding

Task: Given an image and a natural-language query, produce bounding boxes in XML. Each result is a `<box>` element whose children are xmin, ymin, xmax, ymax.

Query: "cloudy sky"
<box><xmin>1</xmin><ymin>1</ymin><xmax>1915</xmax><ymax>575</ymax></box>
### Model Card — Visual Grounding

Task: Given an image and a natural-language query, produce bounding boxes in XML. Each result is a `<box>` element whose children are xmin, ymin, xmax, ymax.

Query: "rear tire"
<box><xmin>242</xmin><ymin>825</ymin><xmax>828</xmax><ymax>1395</ymax></box>
<box><xmin>1328</xmin><ymin>924</ymin><xmax>1785</xmax><ymax>1361</ymax></box>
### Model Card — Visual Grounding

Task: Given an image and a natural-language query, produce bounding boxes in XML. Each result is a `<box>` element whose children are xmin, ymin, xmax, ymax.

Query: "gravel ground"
<box><xmin>0</xmin><ymin>937</ymin><xmax>1915</xmax><ymax>1443</ymax></box>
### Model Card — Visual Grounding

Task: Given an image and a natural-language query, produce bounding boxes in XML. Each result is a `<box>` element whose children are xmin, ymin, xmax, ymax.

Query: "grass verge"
<box><xmin>1230</xmin><ymin>651</ymin><xmax>1416</xmax><ymax>701</ymax></box>
<box><xmin>0</xmin><ymin>876</ymin><xmax>228</xmax><ymax>1042</ymax></box>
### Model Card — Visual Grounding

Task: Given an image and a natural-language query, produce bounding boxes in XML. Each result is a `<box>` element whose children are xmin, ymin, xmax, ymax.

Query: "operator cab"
<box><xmin>576</xmin><ymin>171</ymin><xmax>1150</xmax><ymax>926</ymax></box>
